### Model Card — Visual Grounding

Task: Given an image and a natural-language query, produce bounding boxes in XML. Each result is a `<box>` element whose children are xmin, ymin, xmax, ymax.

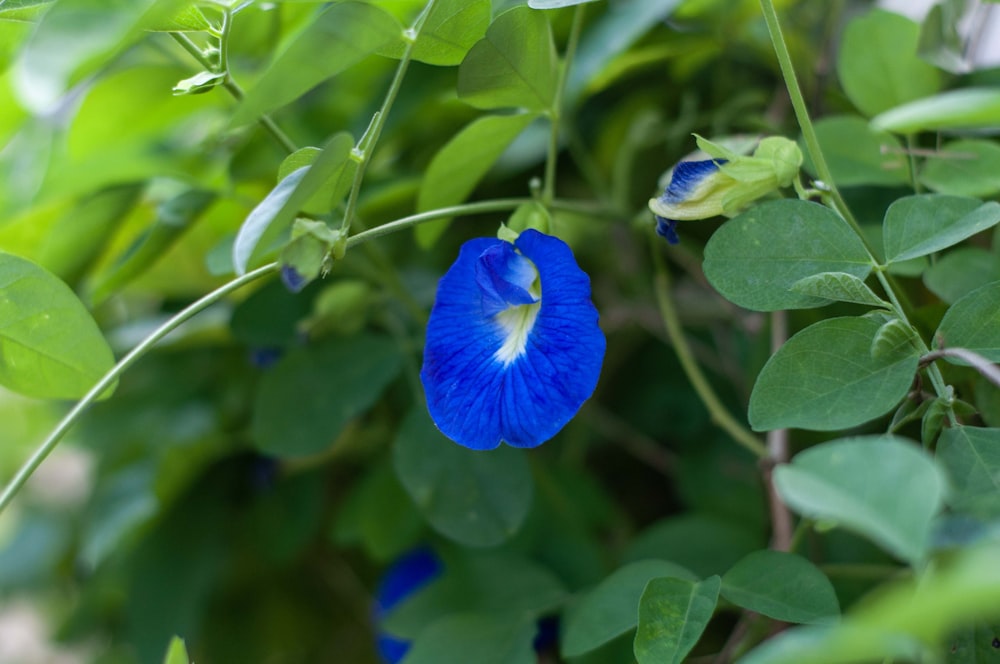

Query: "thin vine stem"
<box><xmin>543</xmin><ymin>4</ymin><xmax>586</xmax><ymax>206</ymax></box>
<box><xmin>340</xmin><ymin>0</ymin><xmax>439</xmax><ymax>235</ymax></box>
<box><xmin>0</xmin><ymin>196</ymin><xmax>602</xmax><ymax>516</ymax></box>
<box><xmin>652</xmin><ymin>241</ymin><xmax>768</xmax><ymax>459</ymax></box>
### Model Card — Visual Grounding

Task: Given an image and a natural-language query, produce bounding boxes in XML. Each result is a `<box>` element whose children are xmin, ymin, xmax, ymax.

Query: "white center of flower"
<box><xmin>493</xmin><ymin>301</ymin><xmax>541</xmax><ymax>366</ymax></box>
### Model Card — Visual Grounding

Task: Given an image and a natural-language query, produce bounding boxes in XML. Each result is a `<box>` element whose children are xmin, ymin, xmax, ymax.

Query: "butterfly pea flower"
<box><xmin>649</xmin><ymin>135</ymin><xmax>803</xmax><ymax>243</ymax></box>
<box><xmin>421</xmin><ymin>229</ymin><xmax>605</xmax><ymax>450</ymax></box>
<box><xmin>373</xmin><ymin>547</ymin><xmax>443</xmax><ymax>663</ymax></box>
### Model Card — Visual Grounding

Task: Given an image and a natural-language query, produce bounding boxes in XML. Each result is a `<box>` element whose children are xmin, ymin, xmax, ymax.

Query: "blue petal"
<box><xmin>475</xmin><ymin>241</ymin><xmax>538</xmax><ymax>316</ymax></box>
<box><xmin>372</xmin><ymin>547</ymin><xmax>442</xmax><ymax>663</ymax></box>
<box><xmin>421</xmin><ymin>230</ymin><xmax>605</xmax><ymax>450</ymax></box>
<box><xmin>654</xmin><ymin>216</ymin><xmax>680</xmax><ymax>244</ymax></box>
<box><xmin>280</xmin><ymin>264</ymin><xmax>307</xmax><ymax>293</ymax></box>
<box><xmin>660</xmin><ymin>159</ymin><xmax>726</xmax><ymax>204</ymax></box>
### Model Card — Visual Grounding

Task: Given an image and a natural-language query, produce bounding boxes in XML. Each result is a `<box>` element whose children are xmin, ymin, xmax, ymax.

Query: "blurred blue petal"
<box><xmin>421</xmin><ymin>229</ymin><xmax>605</xmax><ymax>450</ymax></box>
<box><xmin>373</xmin><ymin>547</ymin><xmax>443</xmax><ymax>664</ymax></box>
<box><xmin>654</xmin><ymin>216</ymin><xmax>679</xmax><ymax>244</ymax></box>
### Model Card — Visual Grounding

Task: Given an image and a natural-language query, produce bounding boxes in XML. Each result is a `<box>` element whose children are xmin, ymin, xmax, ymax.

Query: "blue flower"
<box><xmin>652</xmin><ymin>159</ymin><xmax>726</xmax><ymax>244</ymax></box>
<box><xmin>421</xmin><ymin>229</ymin><xmax>605</xmax><ymax>450</ymax></box>
<box><xmin>373</xmin><ymin>547</ymin><xmax>443</xmax><ymax>664</ymax></box>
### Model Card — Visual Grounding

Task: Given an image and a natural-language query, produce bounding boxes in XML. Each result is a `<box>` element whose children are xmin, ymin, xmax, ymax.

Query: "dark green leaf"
<box><xmin>0</xmin><ymin>252</ymin><xmax>116</xmax><ymax>400</ymax></box>
<box><xmin>561</xmin><ymin>559</ymin><xmax>696</xmax><ymax>658</ymax></box>
<box><xmin>937</xmin><ymin>427</ymin><xmax>1000</xmax><ymax>518</ymax></box>
<box><xmin>882</xmin><ymin>194</ymin><xmax>999</xmax><ymax>264</ymax></box>
<box><xmin>789</xmin><ymin>272</ymin><xmax>889</xmax><ymax>308</ymax></box>
<box><xmin>837</xmin><ymin>9</ymin><xmax>941</xmax><ymax>117</ymax></box>
<box><xmin>401</xmin><ymin>613</ymin><xmax>537</xmax><ymax>664</ymax></box>
<box><xmin>720</xmin><ymin>551</ymin><xmax>840</xmax><ymax>625</ymax></box>
<box><xmin>749</xmin><ymin>316</ymin><xmax>920</xmax><ymax>431</ymax></box>
<box><xmin>232</xmin><ymin>2</ymin><xmax>400</xmax><ymax>126</ymax></box>
<box><xmin>332</xmin><ymin>463</ymin><xmax>422</xmax><ymax>561</ymax></box>
<box><xmin>633</xmin><ymin>576</ymin><xmax>720</xmax><ymax>664</ymax></box>
<box><xmin>945</xmin><ymin>621</ymin><xmax>1000</xmax><ymax>664</ymax></box>
<box><xmin>923</xmin><ymin>248</ymin><xmax>1000</xmax><ymax>304</ymax></box>
<box><xmin>623</xmin><ymin>514</ymin><xmax>764</xmax><ymax>579</ymax></box>
<box><xmin>871</xmin><ymin>88</ymin><xmax>1000</xmax><ymax>133</ymax></box>
<box><xmin>457</xmin><ymin>6</ymin><xmax>558</xmax><ymax>111</ymax></box>
<box><xmin>379</xmin><ymin>0</ymin><xmax>490</xmax><ymax>66</ymax></box>
<box><xmin>774</xmin><ymin>435</ymin><xmax>946</xmax><ymax>563</ymax></box>
<box><xmin>807</xmin><ymin>115</ymin><xmax>910</xmax><ymax>186</ymax></box>
<box><xmin>251</xmin><ymin>335</ymin><xmax>402</xmax><ymax>457</ymax></box>
<box><xmin>393</xmin><ymin>408</ymin><xmax>533</xmax><ymax>548</ymax></box>
<box><xmin>415</xmin><ymin>112</ymin><xmax>536</xmax><ymax>247</ymax></box>
<box><xmin>921</xmin><ymin>139</ymin><xmax>1000</xmax><ymax>198</ymax></box>
<box><xmin>870</xmin><ymin>317</ymin><xmax>919</xmax><ymax>360</ymax></box>
<box><xmin>935</xmin><ymin>281</ymin><xmax>1000</xmax><ymax>362</ymax></box>
<box><xmin>703</xmin><ymin>200</ymin><xmax>873</xmax><ymax>312</ymax></box>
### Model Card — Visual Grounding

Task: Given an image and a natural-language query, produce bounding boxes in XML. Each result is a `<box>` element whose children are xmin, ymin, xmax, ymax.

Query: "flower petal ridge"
<box><xmin>421</xmin><ymin>229</ymin><xmax>606</xmax><ymax>450</ymax></box>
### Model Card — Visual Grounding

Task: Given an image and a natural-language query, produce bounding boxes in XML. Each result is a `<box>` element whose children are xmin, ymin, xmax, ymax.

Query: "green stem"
<box><xmin>652</xmin><ymin>243</ymin><xmax>768</xmax><ymax>459</ymax></box>
<box><xmin>0</xmin><ymin>197</ymin><xmax>558</xmax><ymax>516</ymax></box>
<box><xmin>543</xmin><ymin>4</ymin><xmax>586</xmax><ymax>206</ymax></box>
<box><xmin>169</xmin><ymin>32</ymin><xmax>296</xmax><ymax>154</ymax></box>
<box><xmin>340</xmin><ymin>0</ymin><xmax>439</xmax><ymax>234</ymax></box>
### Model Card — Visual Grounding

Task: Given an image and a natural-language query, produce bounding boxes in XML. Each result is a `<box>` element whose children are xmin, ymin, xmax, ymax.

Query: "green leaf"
<box><xmin>384</xmin><ymin>552</ymin><xmax>567</xmax><ymax>639</ymax></box>
<box><xmin>401</xmin><ymin>613</ymin><xmax>537</xmax><ymax>664</ymax></box>
<box><xmin>738</xmin><ymin>624</ymin><xmax>927</xmax><ymax>664</ymax></box>
<box><xmin>871</xmin><ymin>88</ymin><xmax>1000</xmax><ymax>134</ymax></box>
<box><xmin>806</xmin><ymin>115</ymin><xmax>910</xmax><ymax>186</ymax></box>
<box><xmin>883</xmin><ymin>194</ymin><xmax>1000</xmax><ymax>264</ymax></box>
<box><xmin>945</xmin><ymin>621</ymin><xmax>1000</xmax><ymax>664</ymax></box>
<box><xmin>393</xmin><ymin>408</ymin><xmax>533</xmax><ymax>548</ymax></box>
<box><xmin>773</xmin><ymin>435</ymin><xmax>946</xmax><ymax>563</ymax></box>
<box><xmin>457</xmin><ymin>5</ymin><xmax>558</xmax><ymax>111</ymax></box>
<box><xmin>749</xmin><ymin>317</ymin><xmax>920</xmax><ymax>432</ymax></box>
<box><xmin>869</xmin><ymin>317</ymin><xmax>919</xmax><ymax>360</ymax></box>
<box><xmin>935</xmin><ymin>281</ymin><xmax>1000</xmax><ymax>362</ymax></box>
<box><xmin>232</xmin><ymin>2</ymin><xmax>400</xmax><ymax>126</ymax></box>
<box><xmin>789</xmin><ymin>272</ymin><xmax>889</xmax><ymax>308</ymax></box>
<box><xmin>923</xmin><ymin>248</ymin><xmax>1000</xmax><ymax>304</ymax></box>
<box><xmin>0</xmin><ymin>252</ymin><xmax>116</xmax><ymax>400</ymax></box>
<box><xmin>921</xmin><ymin>139</ymin><xmax>1000</xmax><ymax>198</ymax></box>
<box><xmin>561</xmin><ymin>559</ymin><xmax>696</xmax><ymax>658</ymax></box>
<box><xmin>162</xmin><ymin>636</ymin><xmax>190</xmax><ymax>664</ymax></box>
<box><xmin>146</xmin><ymin>4</ymin><xmax>213</xmax><ymax>32</ymax></box>
<box><xmin>348</xmin><ymin>463</ymin><xmax>423</xmax><ymax>562</ymax></box>
<box><xmin>837</xmin><ymin>9</ymin><xmax>941</xmax><ymax>117</ymax></box>
<box><xmin>250</xmin><ymin>335</ymin><xmax>402</xmax><ymax>457</ymax></box>
<box><xmin>703</xmin><ymin>200</ymin><xmax>872</xmax><ymax>312</ymax></box>
<box><xmin>415</xmin><ymin>113</ymin><xmax>536</xmax><ymax>248</ymax></box>
<box><xmin>937</xmin><ymin>426</ymin><xmax>1000</xmax><ymax>518</ymax></box>
<box><xmin>379</xmin><ymin>0</ymin><xmax>490</xmax><ymax>66</ymax></box>
<box><xmin>529</xmin><ymin>0</ymin><xmax>601</xmax><ymax>8</ymax></box>
<box><xmin>232</xmin><ymin>131</ymin><xmax>354</xmax><ymax>274</ymax></box>
<box><xmin>633</xmin><ymin>575</ymin><xmax>720</xmax><ymax>664</ymax></box>
<box><xmin>13</xmin><ymin>0</ymin><xmax>182</xmax><ymax>113</ymax></box>
<box><xmin>720</xmin><ymin>551</ymin><xmax>840</xmax><ymax>625</ymax></box>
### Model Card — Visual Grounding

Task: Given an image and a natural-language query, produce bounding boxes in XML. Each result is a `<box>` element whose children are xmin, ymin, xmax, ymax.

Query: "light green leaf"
<box><xmin>232</xmin><ymin>131</ymin><xmax>353</xmax><ymax>274</ymax></box>
<box><xmin>720</xmin><ymin>551</ymin><xmax>839</xmax><ymax>625</ymax></box>
<box><xmin>146</xmin><ymin>4</ymin><xmax>213</xmax><ymax>32</ymax></box>
<box><xmin>251</xmin><ymin>335</ymin><xmax>402</xmax><ymax>457</ymax></box>
<box><xmin>0</xmin><ymin>252</ymin><xmax>116</xmax><ymax>400</ymax></box>
<box><xmin>883</xmin><ymin>194</ymin><xmax>1000</xmax><ymax>264</ymax></box>
<box><xmin>921</xmin><ymin>139</ymin><xmax>1000</xmax><ymax>198</ymax></box>
<box><xmin>749</xmin><ymin>316</ymin><xmax>920</xmax><ymax>432</ymax></box>
<box><xmin>837</xmin><ymin>9</ymin><xmax>941</xmax><ymax>117</ymax></box>
<box><xmin>871</xmin><ymin>88</ymin><xmax>1000</xmax><ymax>134</ymax></box>
<box><xmin>789</xmin><ymin>272</ymin><xmax>889</xmax><ymax>308</ymax></box>
<box><xmin>162</xmin><ymin>636</ymin><xmax>190</xmax><ymax>664</ymax></box>
<box><xmin>393</xmin><ymin>407</ymin><xmax>533</xmax><ymax>548</ymax></box>
<box><xmin>774</xmin><ymin>435</ymin><xmax>946</xmax><ymax>563</ymax></box>
<box><xmin>937</xmin><ymin>426</ymin><xmax>1000</xmax><ymax>518</ymax></box>
<box><xmin>529</xmin><ymin>0</ymin><xmax>600</xmax><ymax>7</ymax></box>
<box><xmin>379</xmin><ymin>0</ymin><xmax>490</xmax><ymax>66</ymax></box>
<box><xmin>703</xmin><ymin>199</ymin><xmax>873</xmax><ymax>312</ymax></box>
<box><xmin>232</xmin><ymin>2</ymin><xmax>399</xmax><ymax>126</ymax></box>
<box><xmin>738</xmin><ymin>624</ymin><xmax>927</xmax><ymax>664</ymax></box>
<box><xmin>870</xmin><ymin>317</ymin><xmax>918</xmax><ymax>360</ymax></box>
<box><xmin>415</xmin><ymin>113</ymin><xmax>536</xmax><ymax>247</ymax></box>
<box><xmin>923</xmin><ymin>248</ymin><xmax>1000</xmax><ymax>304</ymax></box>
<box><xmin>806</xmin><ymin>115</ymin><xmax>910</xmax><ymax>186</ymax></box>
<box><xmin>561</xmin><ymin>559</ymin><xmax>696</xmax><ymax>658</ymax></box>
<box><xmin>457</xmin><ymin>5</ymin><xmax>557</xmax><ymax>110</ymax></box>
<box><xmin>13</xmin><ymin>0</ymin><xmax>183</xmax><ymax>113</ymax></box>
<box><xmin>934</xmin><ymin>281</ymin><xmax>1000</xmax><ymax>362</ymax></box>
<box><xmin>0</xmin><ymin>0</ymin><xmax>53</xmax><ymax>22</ymax></box>
<box><xmin>402</xmin><ymin>613</ymin><xmax>536</xmax><ymax>664</ymax></box>
<box><xmin>633</xmin><ymin>576</ymin><xmax>720</xmax><ymax>664</ymax></box>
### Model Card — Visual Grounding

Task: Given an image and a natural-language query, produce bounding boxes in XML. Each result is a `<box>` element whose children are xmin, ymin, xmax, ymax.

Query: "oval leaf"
<box><xmin>789</xmin><ymin>272</ymin><xmax>889</xmax><ymax>308</ymax></box>
<box><xmin>871</xmin><ymin>87</ymin><xmax>1000</xmax><ymax>134</ymax></box>
<box><xmin>0</xmin><ymin>252</ymin><xmax>115</xmax><ymax>400</ymax></box>
<box><xmin>923</xmin><ymin>247</ymin><xmax>1000</xmax><ymax>304</ymax></box>
<box><xmin>393</xmin><ymin>407</ymin><xmax>533</xmax><ymax>548</ymax></box>
<box><xmin>720</xmin><ymin>550</ymin><xmax>840</xmax><ymax>625</ymax></box>
<box><xmin>561</xmin><ymin>559</ymin><xmax>696</xmax><ymax>658</ymax></box>
<box><xmin>883</xmin><ymin>194</ymin><xmax>1000</xmax><ymax>264</ymax></box>
<box><xmin>703</xmin><ymin>199</ymin><xmax>873</xmax><ymax>312</ymax></box>
<box><xmin>634</xmin><ymin>575</ymin><xmax>721</xmax><ymax>664</ymax></box>
<box><xmin>402</xmin><ymin>613</ymin><xmax>537</xmax><ymax>664</ymax></box>
<box><xmin>379</xmin><ymin>0</ymin><xmax>490</xmax><ymax>66</ymax></box>
<box><xmin>937</xmin><ymin>426</ymin><xmax>1000</xmax><ymax>517</ymax></box>
<box><xmin>457</xmin><ymin>6</ymin><xmax>558</xmax><ymax>111</ymax></box>
<box><xmin>774</xmin><ymin>435</ymin><xmax>946</xmax><ymax>564</ymax></box>
<box><xmin>749</xmin><ymin>316</ymin><xmax>920</xmax><ymax>431</ymax></box>
<box><xmin>807</xmin><ymin>115</ymin><xmax>910</xmax><ymax>187</ymax></box>
<box><xmin>934</xmin><ymin>280</ymin><xmax>1000</xmax><ymax>362</ymax></box>
<box><xmin>251</xmin><ymin>335</ymin><xmax>402</xmax><ymax>457</ymax></box>
<box><xmin>921</xmin><ymin>139</ymin><xmax>1000</xmax><ymax>198</ymax></box>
